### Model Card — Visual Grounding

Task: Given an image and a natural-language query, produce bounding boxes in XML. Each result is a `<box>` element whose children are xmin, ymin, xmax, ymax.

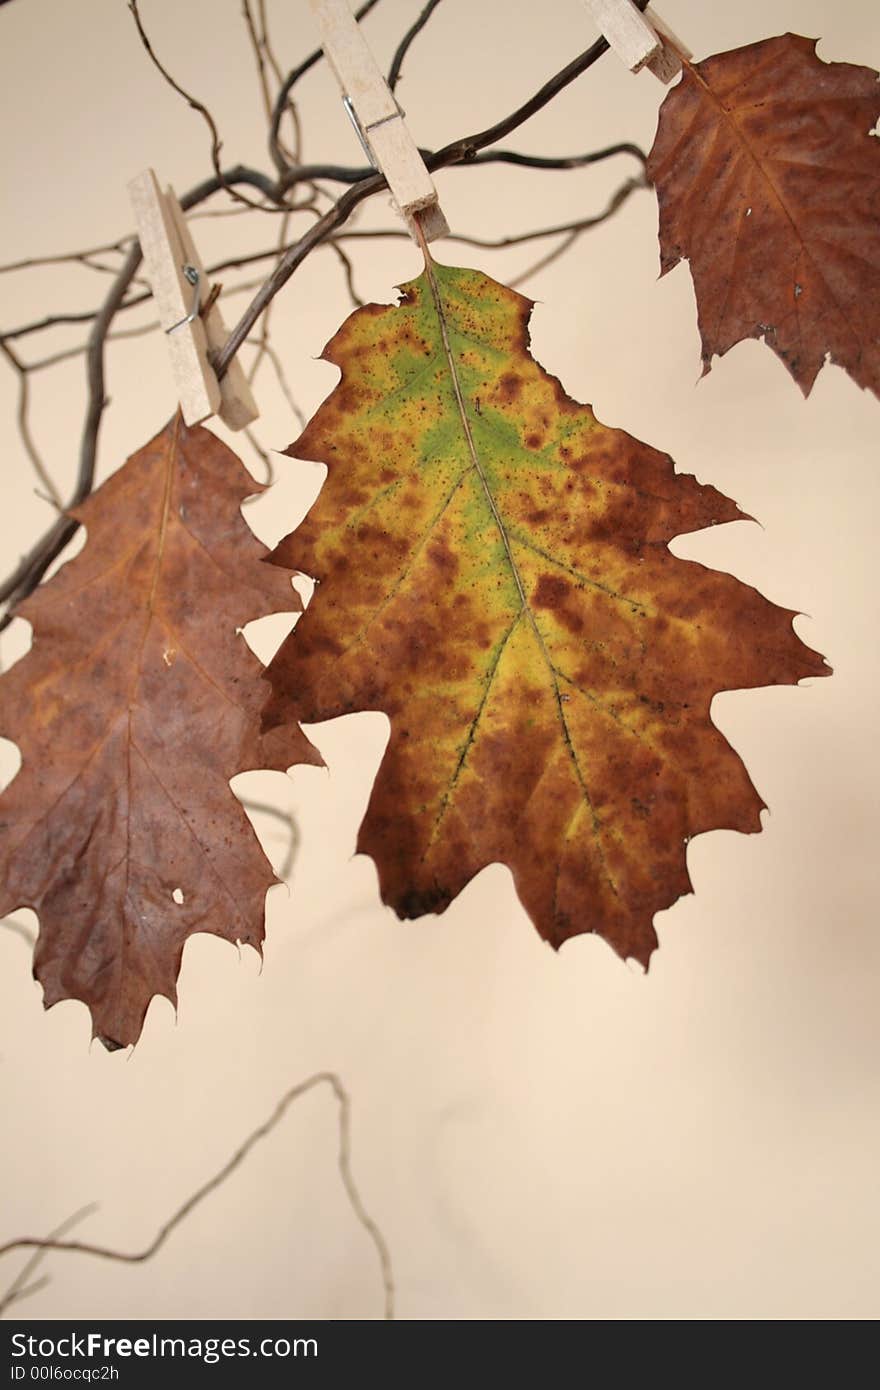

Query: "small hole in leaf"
<box><xmin>172</xmin><ymin>888</ymin><xmax>184</xmax><ymax>905</ymax></box>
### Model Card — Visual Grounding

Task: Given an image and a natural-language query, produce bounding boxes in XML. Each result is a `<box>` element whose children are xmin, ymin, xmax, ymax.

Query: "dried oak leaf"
<box><xmin>0</xmin><ymin>416</ymin><xmax>319</xmax><ymax>1048</ymax></box>
<box><xmin>647</xmin><ymin>33</ymin><xmax>880</xmax><ymax>396</ymax></box>
<box><xmin>262</xmin><ymin>257</ymin><xmax>828</xmax><ymax>964</ymax></box>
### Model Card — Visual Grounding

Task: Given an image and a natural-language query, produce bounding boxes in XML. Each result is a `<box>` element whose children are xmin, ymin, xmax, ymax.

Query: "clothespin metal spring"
<box><xmin>310</xmin><ymin>0</ymin><xmax>448</xmax><ymax>243</ymax></box>
<box><xmin>165</xmin><ymin>265</ymin><xmax>201</xmax><ymax>336</ymax></box>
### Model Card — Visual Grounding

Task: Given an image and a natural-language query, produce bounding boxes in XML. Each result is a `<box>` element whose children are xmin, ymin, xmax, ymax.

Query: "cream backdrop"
<box><xmin>1</xmin><ymin>0</ymin><xmax>878</xmax><ymax>1321</ymax></box>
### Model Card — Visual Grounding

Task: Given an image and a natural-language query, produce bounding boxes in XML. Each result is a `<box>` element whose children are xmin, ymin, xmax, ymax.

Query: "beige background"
<box><xmin>1</xmin><ymin>0</ymin><xmax>878</xmax><ymax>1320</ymax></box>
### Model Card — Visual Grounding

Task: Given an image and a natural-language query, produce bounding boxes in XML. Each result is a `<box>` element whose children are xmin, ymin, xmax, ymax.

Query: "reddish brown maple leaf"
<box><xmin>647</xmin><ymin>33</ymin><xmax>880</xmax><ymax>396</ymax></box>
<box><xmin>0</xmin><ymin>416</ymin><xmax>319</xmax><ymax>1048</ymax></box>
<box><xmin>262</xmin><ymin>257</ymin><xmax>829</xmax><ymax>967</ymax></box>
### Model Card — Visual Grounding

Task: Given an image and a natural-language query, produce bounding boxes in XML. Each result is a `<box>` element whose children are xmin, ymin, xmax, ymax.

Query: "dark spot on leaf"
<box><xmin>533</xmin><ymin>574</ymin><xmax>569</xmax><ymax>609</ymax></box>
<box><xmin>496</xmin><ymin>372</ymin><xmax>522</xmax><ymax>403</ymax></box>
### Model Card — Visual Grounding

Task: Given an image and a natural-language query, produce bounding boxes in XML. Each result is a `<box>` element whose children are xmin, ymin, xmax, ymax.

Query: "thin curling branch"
<box><xmin>192</xmin><ymin>170</ymin><xmax>646</xmax><ymax>278</ymax></box>
<box><xmin>268</xmin><ymin>0</ymin><xmax>383</xmax><ymax>170</ymax></box>
<box><xmin>0</xmin><ymin>1205</ymin><xmax>98</xmax><ymax>1317</ymax></box>
<box><xmin>388</xmin><ymin>0</ymin><xmax>445</xmax><ymax>92</ymax></box>
<box><xmin>262</xmin><ymin>138</ymin><xmax>646</xmax><ymax>192</ymax></box>
<box><xmin>0</xmin><ymin>240</ymin><xmax>142</xmax><ymax>630</ymax></box>
<box><xmin>0</xmin><ymin>1072</ymin><xmax>395</xmax><ymax>1322</ymax></box>
<box><xmin>0</xmin><ymin>342</ymin><xmax>63</xmax><ymax>508</ymax></box>
<box><xmin>127</xmin><ymin>0</ymin><xmax>282</xmax><ymax>213</ymax></box>
<box><xmin>0</xmin><ymin>239</ymin><xmax>135</xmax><ymax>275</ymax></box>
<box><xmin>242</xmin><ymin>0</ymin><xmax>274</xmax><ymax>124</ymax></box>
<box><xmin>469</xmin><ymin>141</ymin><xmax>646</xmax><ymax>171</ymax></box>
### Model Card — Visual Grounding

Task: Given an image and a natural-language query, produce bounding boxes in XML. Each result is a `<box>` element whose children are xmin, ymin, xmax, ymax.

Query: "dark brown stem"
<box><xmin>0</xmin><ymin>241</ymin><xmax>142</xmax><ymax>628</ymax></box>
<box><xmin>268</xmin><ymin>0</ymin><xmax>383</xmax><ymax>171</ymax></box>
<box><xmin>388</xmin><ymin>0</ymin><xmax>445</xmax><ymax>92</ymax></box>
<box><xmin>264</xmin><ymin>139</ymin><xmax>646</xmax><ymax>192</ymax></box>
<box><xmin>0</xmin><ymin>341</ymin><xmax>62</xmax><ymax>507</ymax></box>
<box><xmin>189</xmin><ymin>172</ymin><xmax>647</xmax><ymax>278</ymax></box>
<box><xmin>127</xmin><ymin>1</ymin><xmax>282</xmax><ymax>213</ymax></box>
<box><xmin>0</xmin><ymin>239</ymin><xmax>134</xmax><ymax>275</ymax></box>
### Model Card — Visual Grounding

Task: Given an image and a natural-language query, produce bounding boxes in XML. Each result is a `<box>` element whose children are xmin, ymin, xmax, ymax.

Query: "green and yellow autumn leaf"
<box><xmin>263</xmin><ymin>257</ymin><xmax>828</xmax><ymax>965</ymax></box>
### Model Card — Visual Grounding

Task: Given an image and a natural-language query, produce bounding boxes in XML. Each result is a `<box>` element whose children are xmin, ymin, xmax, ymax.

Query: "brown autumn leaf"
<box><xmin>647</xmin><ymin>33</ymin><xmax>880</xmax><ymax>397</ymax></box>
<box><xmin>0</xmin><ymin>415</ymin><xmax>319</xmax><ymax>1048</ymax></box>
<box><xmin>262</xmin><ymin>256</ymin><xmax>829</xmax><ymax>966</ymax></box>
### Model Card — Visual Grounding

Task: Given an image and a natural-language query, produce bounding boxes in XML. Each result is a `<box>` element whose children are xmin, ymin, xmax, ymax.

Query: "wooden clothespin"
<box><xmin>128</xmin><ymin>169</ymin><xmax>259</xmax><ymax>429</ymax></box>
<box><xmin>310</xmin><ymin>0</ymin><xmax>448</xmax><ymax>242</ymax></box>
<box><xmin>585</xmin><ymin>2</ymin><xmax>691</xmax><ymax>84</ymax></box>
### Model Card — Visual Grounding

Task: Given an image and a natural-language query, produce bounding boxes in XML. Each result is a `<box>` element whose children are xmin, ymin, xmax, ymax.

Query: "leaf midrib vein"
<box><xmin>683</xmin><ymin>62</ymin><xmax>864</xmax><ymax>353</ymax></box>
<box><xmin>421</xmin><ymin>258</ymin><xmax>617</xmax><ymax>896</ymax></box>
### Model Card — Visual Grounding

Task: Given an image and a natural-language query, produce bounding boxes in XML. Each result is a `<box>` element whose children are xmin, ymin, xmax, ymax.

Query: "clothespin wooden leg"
<box><xmin>165</xmin><ymin>190</ymin><xmax>258</xmax><ymax>431</ymax></box>
<box><xmin>584</xmin><ymin>1</ymin><xmax>690</xmax><ymax>84</ymax></box>
<box><xmin>644</xmin><ymin>7</ymin><xmax>692</xmax><ymax>78</ymax></box>
<box><xmin>128</xmin><ymin>169</ymin><xmax>258</xmax><ymax>430</ymax></box>
<box><xmin>310</xmin><ymin>0</ymin><xmax>448</xmax><ymax>243</ymax></box>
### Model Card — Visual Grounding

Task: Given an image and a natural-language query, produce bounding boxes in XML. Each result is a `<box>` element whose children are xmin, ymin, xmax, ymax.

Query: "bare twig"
<box><xmin>19</xmin><ymin>346</ymin><xmax>90</xmax><ymax>372</ymax></box>
<box><xmin>1</xmin><ymin>1276</ymin><xmax>50</xmax><ymax>1308</ymax></box>
<box><xmin>509</xmin><ymin>227</ymin><xmax>582</xmax><ymax>289</ymax></box>
<box><xmin>249</xmin><ymin>339</ymin><xmax>307</xmax><ymax>429</ymax></box>
<box><xmin>246</xmin><ymin>210</ymin><xmax>292</xmax><ymax>388</ymax></box>
<box><xmin>268</xmin><ymin>139</ymin><xmax>645</xmax><ymax>192</ymax></box>
<box><xmin>0</xmin><ymin>342</ymin><xmax>63</xmax><ymax>508</ymax></box>
<box><xmin>469</xmin><ymin>141</ymin><xmax>646</xmax><ymax>172</ymax></box>
<box><xmin>259</xmin><ymin>0</ymin><xmax>305</xmax><ymax>165</ymax></box>
<box><xmin>0</xmin><ymin>1205</ymin><xmax>98</xmax><ymax>1317</ymax></box>
<box><xmin>189</xmin><ymin>202</ymin><xmax>263</xmax><ymax>221</ymax></box>
<box><xmin>481</xmin><ymin>176</ymin><xmax>647</xmax><ymax>283</ymax></box>
<box><xmin>388</xmin><ymin>0</ymin><xmax>445</xmax><ymax>92</ymax></box>
<box><xmin>329</xmin><ymin>240</ymin><xmax>365</xmax><ymax>309</ymax></box>
<box><xmin>0</xmin><ymin>1073</ymin><xmax>395</xmax><ymax>1321</ymax></box>
<box><xmin>160</xmin><ymin>173</ymin><xmax>647</xmax><ymax>285</ymax></box>
<box><xmin>237</xmin><ymin>204</ymin><xmax>312</xmax><ymax>440</ymax></box>
<box><xmin>23</xmin><ymin>315</ymin><xmax>177</xmax><ymax>373</ymax></box>
<box><xmin>268</xmin><ymin>0</ymin><xmax>383</xmax><ymax>170</ymax></box>
<box><xmin>1</xmin><ymin>304</ymin><xmax>146</xmax><ymax>344</ymax></box>
<box><xmin>243</xmin><ymin>0</ymin><xmax>301</xmax><ymax>170</ymax></box>
<box><xmin>0</xmin><ymin>240</ymin><xmax>135</xmax><ymax>275</ymax></box>
<box><xmin>242</xmin><ymin>0</ymin><xmax>274</xmax><ymax>124</ymax></box>
<box><xmin>0</xmin><ymin>240</ymin><xmax>142</xmax><ymax>629</ymax></box>
<box><xmin>243</xmin><ymin>424</ymin><xmax>274</xmax><ymax>484</ymax></box>
<box><xmin>127</xmin><ymin>1</ymin><xmax>281</xmax><ymax>214</ymax></box>
<box><xmin>256</xmin><ymin>0</ymin><xmax>287</xmax><ymax>93</ymax></box>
